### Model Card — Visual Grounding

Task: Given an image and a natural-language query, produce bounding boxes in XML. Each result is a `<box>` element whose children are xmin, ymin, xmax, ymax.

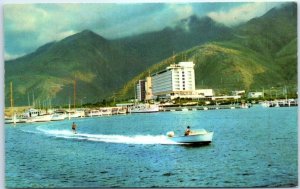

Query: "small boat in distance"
<box><xmin>167</xmin><ymin>129</ymin><xmax>213</xmax><ymax>144</ymax></box>
<box><xmin>100</xmin><ymin>108</ymin><xmax>112</xmax><ymax>116</ymax></box>
<box><xmin>86</xmin><ymin>109</ymin><xmax>102</xmax><ymax>117</ymax></box>
<box><xmin>130</xmin><ymin>104</ymin><xmax>159</xmax><ymax>113</ymax></box>
<box><xmin>22</xmin><ymin>108</ymin><xmax>52</xmax><ymax>123</ymax></box>
<box><xmin>5</xmin><ymin>114</ymin><xmax>18</xmax><ymax>124</ymax></box>
<box><xmin>51</xmin><ymin>113</ymin><xmax>66</xmax><ymax>121</ymax></box>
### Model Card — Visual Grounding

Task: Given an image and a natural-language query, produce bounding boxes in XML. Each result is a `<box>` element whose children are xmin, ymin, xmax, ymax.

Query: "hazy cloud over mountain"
<box><xmin>4</xmin><ymin>2</ymin><xmax>282</xmax><ymax>60</ymax></box>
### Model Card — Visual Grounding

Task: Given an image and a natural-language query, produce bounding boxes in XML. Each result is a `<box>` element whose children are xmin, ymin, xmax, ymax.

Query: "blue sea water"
<box><xmin>5</xmin><ymin>106</ymin><xmax>298</xmax><ymax>188</ymax></box>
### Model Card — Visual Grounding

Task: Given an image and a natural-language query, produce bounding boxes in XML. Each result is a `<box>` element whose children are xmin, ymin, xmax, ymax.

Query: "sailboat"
<box><xmin>5</xmin><ymin>114</ymin><xmax>18</xmax><ymax>124</ymax></box>
<box><xmin>5</xmin><ymin>82</ymin><xmax>18</xmax><ymax>124</ymax></box>
<box><xmin>67</xmin><ymin>79</ymin><xmax>84</xmax><ymax>119</ymax></box>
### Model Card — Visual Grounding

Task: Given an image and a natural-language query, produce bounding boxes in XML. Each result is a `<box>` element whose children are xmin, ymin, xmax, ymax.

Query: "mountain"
<box><xmin>235</xmin><ymin>3</ymin><xmax>297</xmax><ymax>85</ymax></box>
<box><xmin>118</xmin><ymin>2</ymin><xmax>297</xmax><ymax>98</ymax></box>
<box><xmin>5</xmin><ymin>3</ymin><xmax>297</xmax><ymax>106</ymax></box>
<box><xmin>5</xmin><ymin>16</ymin><xmax>234</xmax><ymax>106</ymax></box>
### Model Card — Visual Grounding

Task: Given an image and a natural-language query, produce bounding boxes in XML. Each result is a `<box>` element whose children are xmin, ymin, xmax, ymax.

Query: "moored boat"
<box><xmin>167</xmin><ymin>129</ymin><xmax>213</xmax><ymax>144</ymax></box>
<box><xmin>5</xmin><ymin>114</ymin><xmax>18</xmax><ymax>124</ymax></box>
<box><xmin>86</xmin><ymin>109</ymin><xmax>102</xmax><ymax>117</ymax></box>
<box><xmin>67</xmin><ymin>110</ymin><xmax>83</xmax><ymax>119</ymax></box>
<box><xmin>20</xmin><ymin>108</ymin><xmax>52</xmax><ymax>123</ymax></box>
<box><xmin>100</xmin><ymin>108</ymin><xmax>112</xmax><ymax>116</ymax></box>
<box><xmin>130</xmin><ymin>104</ymin><xmax>159</xmax><ymax>113</ymax></box>
<box><xmin>117</xmin><ymin>108</ymin><xmax>127</xmax><ymax>114</ymax></box>
<box><xmin>27</xmin><ymin>114</ymin><xmax>53</xmax><ymax>122</ymax></box>
<box><xmin>51</xmin><ymin>113</ymin><xmax>67</xmax><ymax>121</ymax></box>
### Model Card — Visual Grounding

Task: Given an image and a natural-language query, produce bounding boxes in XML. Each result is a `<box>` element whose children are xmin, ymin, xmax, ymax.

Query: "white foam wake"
<box><xmin>36</xmin><ymin>127</ymin><xmax>177</xmax><ymax>145</ymax></box>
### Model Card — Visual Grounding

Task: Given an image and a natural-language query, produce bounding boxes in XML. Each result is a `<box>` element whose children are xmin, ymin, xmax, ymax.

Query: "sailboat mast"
<box><xmin>134</xmin><ymin>83</ymin><xmax>136</xmax><ymax>104</ymax></box>
<box><xmin>10</xmin><ymin>81</ymin><xmax>13</xmax><ymax>108</ymax></box>
<box><xmin>32</xmin><ymin>91</ymin><xmax>35</xmax><ymax>107</ymax></box>
<box><xmin>73</xmin><ymin>79</ymin><xmax>76</xmax><ymax>109</ymax></box>
<box><xmin>28</xmin><ymin>93</ymin><xmax>31</xmax><ymax>106</ymax></box>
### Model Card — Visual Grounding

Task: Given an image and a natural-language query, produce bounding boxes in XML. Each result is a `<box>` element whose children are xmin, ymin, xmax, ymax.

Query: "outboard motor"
<box><xmin>167</xmin><ymin>131</ymin><xmax>175</xmax><ymax>137</ymax></box>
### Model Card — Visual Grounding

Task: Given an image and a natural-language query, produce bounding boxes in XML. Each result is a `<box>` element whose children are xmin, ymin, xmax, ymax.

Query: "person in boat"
<box><xmin>72</xmin><ymin>122</ymin><xmax>77</xmax><ymax>134</ymax></box>
<box><xmin>184</xmin><ymin>126</ymin><xmax>191</xmax><ymax>136</ymax></box>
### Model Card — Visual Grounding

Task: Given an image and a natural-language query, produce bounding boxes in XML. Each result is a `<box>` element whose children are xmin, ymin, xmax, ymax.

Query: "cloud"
<box><xmin>4</xmin><ymin>4</ymin><xmax>48</xmax><ymax>32</ymax></box>
<box><xmin>4</xmin><ymin>3</ymin><xmax>196</xmax><ymax>59</ymax></box>
<box><xmin>98</xmin><ymin>4</ymin><xmax>194</xmax><ymax>38</ymax></box>
<box><xmin>4</xmin><ymin>4</ymin><xmax>107</xmax><ymax>58</ymax></box>
<box><xmin>3</xmin><ymin>2</ymin><xmax>284</xmax><ymax>60</ymax></box>
<box><xmin>4</xmin><ymin>52</ymin><xmax>26</xmax><ymax>61</ymax></box>
<box><xmin>207</xmin><ymin>2</ymin><xmax>282</xmax><ymax>26</ymax></box>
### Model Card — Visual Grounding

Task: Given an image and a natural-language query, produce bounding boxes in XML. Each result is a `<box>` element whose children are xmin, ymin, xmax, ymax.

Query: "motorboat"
<box><xmin>51</xmin><ymin>110</ymin><xmax>67</xmax><ymax>121</ymax></box>
<box><xmin>100</xmin><ymin>108</ymin><xmax>112</xmax><ymax>116</ymax></box>
<box><xmin>181</xmin><ymin>108</ymin><xmax>189</xmax><ymax>111</ymax></box>
<box><xmin>86</xmin><ymin>109</ymin><xmax>102</xmax><ymax>117</ymax></box>
<box><xmin>167</xmin><ymin>129</ymin><xmax>213</xmax><ymax>144</ymax></box>
<box><xmin>130</xmin><ymin>104</ymin><xmax>159</xmax><ymax>113</ymax></box>
<box><xmin>26</xmin><ymin>114</ymin><xmax>53</xmax><ymax>122</ymax></box>
<box><xmin>66</xmin><ymin>110</ymin><xmax>83</xmax><ymax>119</ymax></box>
<box><xmin>19</xmin><ymin>108</ymin><xmax>52</xmax><ymax>123</ymax></box>
<box><xmin>51</xmin><ymin>113</ymin><xmax>67</xmax><ymax>121</ymax></box>
<box><xmin>117</xmin><ymin>108</ymin><xmax>127</xmax><ymax>114</ymax></box>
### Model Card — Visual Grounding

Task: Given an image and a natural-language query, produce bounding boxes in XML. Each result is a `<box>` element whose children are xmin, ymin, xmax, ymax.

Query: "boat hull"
<box><xmin>130</xmin><ymin>104</ymin><xmax>159</xmax><ymax>113</ymax></box>
<box><xmin>169</xmin><ymin>132</ymin><xmax>213</xmax><ymax>144</ymax></box>
<box><xmin>27</xmin><ymin>114</ymin><xmax>53</xmax><ymax>122</ymax></box>
<box><xmin>51</xmin><ymin>114</ymin><xmax>67</xmax><ymax>121</ymax></box>
<box><xmin>130</xmin><ymin>109</ymin><xmax>159</xmax><ymax>113</ymax></box>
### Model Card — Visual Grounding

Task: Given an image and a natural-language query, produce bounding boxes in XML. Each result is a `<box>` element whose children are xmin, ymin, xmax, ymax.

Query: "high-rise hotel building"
<box><xmin>136</xmin><ymin>80</ymin><xmax>146</xmax><ymax>101</ymax></box>
<box><xmin>151</xmin><ymin>62</ymin><xmax>195</xmax><ymax>98</ymax></box>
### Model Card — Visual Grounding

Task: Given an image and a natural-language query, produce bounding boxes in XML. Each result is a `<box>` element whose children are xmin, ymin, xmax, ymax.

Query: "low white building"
<box><xmin>212</xmin><ymin>95</ymin><xmax>241</xmax><ymax>100</ymax></box>
<box><xmin>194</xmin><ymin>89</ymin><xmax>215</xmax><ymax>97</ymax></box>
<box><xmin>232</xmin><ymin>90</ymin><xmax>245</xmax><ymax>96</ymax></box>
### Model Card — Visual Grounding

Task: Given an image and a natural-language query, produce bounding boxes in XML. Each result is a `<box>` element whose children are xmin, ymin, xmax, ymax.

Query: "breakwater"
<box><xmin>161</xmin><ymin>104</ymin><xmax>249</xmax><ymax>112</ymax></box>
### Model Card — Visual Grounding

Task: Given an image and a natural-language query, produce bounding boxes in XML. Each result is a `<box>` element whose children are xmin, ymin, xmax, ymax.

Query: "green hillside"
<box><xmin>5</xmin><ymin>16</ymin><xmax>234</xmax><ymax>106</ymax></box>
<box><xmin>5</xmin><ymin>2</ymin><xmax>297</xmax><ymax>106</ymax></box>
<box><xmin>118</xmin><ymin>3</ymin><xmax>297</xmax><ymax>99</ymax></box>
<box><xmin>117</xmin><ymin>42</ymin><xmax>285</xmax><ymax>99</ymax></box>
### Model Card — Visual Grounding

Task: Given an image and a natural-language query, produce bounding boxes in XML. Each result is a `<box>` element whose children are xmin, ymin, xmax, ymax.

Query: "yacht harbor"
<box><xmin>5</xmin><ymin>97</ymin><xmax>297</xmax><ymax>125</ymax></box>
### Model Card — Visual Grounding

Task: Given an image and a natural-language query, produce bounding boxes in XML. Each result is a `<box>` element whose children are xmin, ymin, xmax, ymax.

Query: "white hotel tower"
<box><xmin>151</xmin><ymin>62</ymin><xmax>195</xmax><ymax>98</ymax></box>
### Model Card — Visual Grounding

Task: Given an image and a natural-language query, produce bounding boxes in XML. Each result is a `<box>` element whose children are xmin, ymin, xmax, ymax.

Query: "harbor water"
<box><xmin>5</xmin><ymin>106</ymin><xmax>298</xmax><ymax>188</ymax></box>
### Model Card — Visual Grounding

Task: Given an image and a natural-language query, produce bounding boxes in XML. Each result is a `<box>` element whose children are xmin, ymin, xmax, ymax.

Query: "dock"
<box><xmin>160</xmin><ymin>104</ymin><xmax>248</xmax><ymax>112</ymax></box>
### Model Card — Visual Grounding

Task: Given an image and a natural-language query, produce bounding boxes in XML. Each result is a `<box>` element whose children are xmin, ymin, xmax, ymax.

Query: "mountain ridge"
<box><xmin>5</xmin><ymin>2</ymin><xmax>297</xmax><ymax>106</ymax></box>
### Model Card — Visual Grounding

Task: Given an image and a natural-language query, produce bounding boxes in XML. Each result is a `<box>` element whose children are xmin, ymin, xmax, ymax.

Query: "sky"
<box><xmin>3</xmin><ymin>1</ymin><xmax>284</xmax><ymax>60</ymax></box>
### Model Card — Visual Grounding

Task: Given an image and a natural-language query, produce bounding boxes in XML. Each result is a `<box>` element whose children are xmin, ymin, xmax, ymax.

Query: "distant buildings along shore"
<box><xmin>136</xmin><ymin>61</ymin><xmax>225</xmax><ymax>101</ymax></box>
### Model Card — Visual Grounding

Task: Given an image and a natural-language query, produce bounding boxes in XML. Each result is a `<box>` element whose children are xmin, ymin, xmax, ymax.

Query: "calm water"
<box><xmin>5</xmin><ymin>106</ymin><xmax>298</xmax><ymax>188</ymax></box>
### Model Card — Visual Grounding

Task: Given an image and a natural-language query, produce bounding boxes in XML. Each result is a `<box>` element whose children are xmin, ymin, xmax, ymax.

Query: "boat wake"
<box><xmin>36</xmin><ymin>127</ymin><xmax>177</xmax><ymax>145</ymax></box>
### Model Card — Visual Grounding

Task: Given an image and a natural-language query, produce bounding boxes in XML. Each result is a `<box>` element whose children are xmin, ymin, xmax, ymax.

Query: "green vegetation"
<box><xmin>118</xmin><ymin>3</ymin><xmax>297</xmax><ymax>99</ymax></box>
<box><xmin>5</xmin><ymin>3</ymin><xmax>297</xmax><ymax>106</ymax></box>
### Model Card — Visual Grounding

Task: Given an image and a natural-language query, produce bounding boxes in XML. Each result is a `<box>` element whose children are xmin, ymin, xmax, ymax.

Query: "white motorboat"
<box><xmin>117</xmin><ymin>108</ymin><xmax>127</xmax><ymax>114</ymax></box>
<box><xmin>181</xmin><ymin>108</ymin><xmax>189</xmax><ymax>111</ymax></box>
<box><xmin>51</xmin><ymin>113</ymin><xmax>67</xmax><ymax>121</ymax></box>
<box><xmin>20</xmin><ymin>108</ymin><xmax>51</xmax><ymax>123</ymax></box>
<box><xmin>86</xmin><ymin>109</ymin><xmax>102</xmax><ymax>117</ymax></box>
<box><xmin>130</xmin><ymin>104</ymin><xmax>159</xmax><ymax>113</ymax></box>
<box><xmin>67</xmin><ymin>110</ymin><xmax>83</xmax><ymax>119</ymax></box>
<box><xmin>167</xmin><ymin>129</ymin><xmax>213</xmax><ymax>144</ymax></box>
<box><xmin>27</xmin><ymin>114</ymin><xmax>53</xmax><ymax>122</ymax></box>
<box><xmin>100</xmin><ymin>108</ymin><xmax>112</xmax><ymax>116</ymax></box>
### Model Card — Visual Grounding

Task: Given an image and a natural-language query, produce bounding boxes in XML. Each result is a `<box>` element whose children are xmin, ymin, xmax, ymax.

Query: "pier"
<box><xmin>160</xmin><ymin>104</ymin><xmax>248</xmax><ymax>112</ymax></box>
